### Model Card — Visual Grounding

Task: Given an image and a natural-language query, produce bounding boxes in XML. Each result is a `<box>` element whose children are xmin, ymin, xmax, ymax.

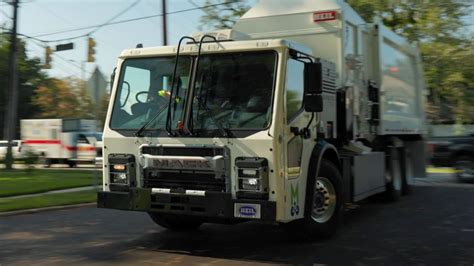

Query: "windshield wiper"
<box><xmin>135</xmin><ymin>103</ymin><xmax>170</xmax><ymax>137</ymax></box>
<box><xmin>194</xmin><ymin>96</ymin><xmax>231</xmax><ymax>138</ymax></box>
<box><xmin>166</xmin><ymin>36</ymin><xmax>196</xmax><ymax>136</ymax></box>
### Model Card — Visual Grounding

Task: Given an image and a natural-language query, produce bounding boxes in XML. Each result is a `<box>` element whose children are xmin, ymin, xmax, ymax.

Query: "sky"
<box><xmin>0</xmin><ymin>0</ymin><xmax>226</xmax><ymax>82</ymax></box>
<box><xmin>0</xmin><ymin>0</ymin><xmax>472</xmax><ymax>84</ymax></box>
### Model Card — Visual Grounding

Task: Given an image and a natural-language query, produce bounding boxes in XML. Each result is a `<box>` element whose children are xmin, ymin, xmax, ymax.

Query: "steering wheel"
<box><xmin>135</xmin><ymin>91</ymin><xmax>149</xmax><ymax>104</ymax></box>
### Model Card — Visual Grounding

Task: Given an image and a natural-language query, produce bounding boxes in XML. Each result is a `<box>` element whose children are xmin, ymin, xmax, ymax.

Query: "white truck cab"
<box><xmin>98</xmin><ymin>0</ymin><xmax>426</xmax><ymax>237</ymax></box>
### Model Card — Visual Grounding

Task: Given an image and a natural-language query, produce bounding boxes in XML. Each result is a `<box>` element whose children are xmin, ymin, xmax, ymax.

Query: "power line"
<box><xmin>25</xmin><ymin>37</ymin><xmax>92</xmax><ymax>78</ymax></box>
<box><xmin>33</xmin><ymin>1</ymin><xmax>75</xmax><ymax>27</ymax></box>
<box><xmin>88</xmin><ymin>0</ymin><xmax>142</xmax><ymax>35</ymax></box>
<box><xmin>15</xmin><ymin>0</ymin><xmax>142</xmax><ymax>43</ymax></box>
<box><xmin>30</xmin><ymin>1</ymin><xmax>236</xmax><ymax>42</ymax></box>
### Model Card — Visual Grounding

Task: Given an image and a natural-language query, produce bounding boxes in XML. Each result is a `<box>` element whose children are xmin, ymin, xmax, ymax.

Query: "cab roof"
<box><xmin>119</xmin><ymin>38</ymin><xmax>312</xmax><ymax>59</ymax></box>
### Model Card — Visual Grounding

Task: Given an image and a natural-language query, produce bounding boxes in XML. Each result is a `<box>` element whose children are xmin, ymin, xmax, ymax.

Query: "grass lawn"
<box><xmin>0</xmin><ymin>190</ymin><xmax>97</xmax><ymax>212</ymax></box>
<box><xmin>0</xmin><ymin>169</ymin><xmax>101</xmax><ymax>197</ymax></box>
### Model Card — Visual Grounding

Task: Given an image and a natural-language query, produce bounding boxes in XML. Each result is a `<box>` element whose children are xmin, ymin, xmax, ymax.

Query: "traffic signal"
<box><xmin>87</xmin><ymin>37</ymin><xmax>96</xmax><ymax>62</ymax></box>
<box><xmin>44</xmin><ymin>46</ymin><xmax>52</xmax><ymax>69</ymax></box>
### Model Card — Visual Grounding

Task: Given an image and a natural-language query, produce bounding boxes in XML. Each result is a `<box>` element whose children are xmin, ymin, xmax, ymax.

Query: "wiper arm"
<box><xmin>166</xmin><ymin>36</ymin><xmax>196</xmax><ymax>136</ymax></box>
<box><xmin>195</xmin><ymin>96</ymin><xmax>231</xmax><ymax>138</ymax></box>
<box><xmin>135</xmin><ymin>103</ymin><xmax>170</xmax><ymax>137</ymax></box>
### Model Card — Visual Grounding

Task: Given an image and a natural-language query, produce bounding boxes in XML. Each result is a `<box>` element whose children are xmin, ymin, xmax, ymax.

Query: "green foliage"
<box><xmin>0</xmin><ymin>32</ymin><xmax>46</xmax><ymax>139</ymax></box>
<box><xmin>346</xmin><ymin>0</ymin><xmax>473</xmax><ymax>124</ymax></box>
<box><xmin>0</xmin><ymin>169</ymin><xmax>97</xmax><ymax>197</ymax></box>
<box><xmin>0</xmin><ymin>190</ymin><xmax>97</xmax><ymax>212</ymax></box>
<box><xmin>346</xmin><ymin>0</ymin><xmax>468</xmax><ymax>43</ymax></box>
<box><xmin>198</xmin><ymin>0</ymin><xmax>250</xmax><ymax>30</ymax></box>
<box><xmin>32</xmin><ymin>77</ymin><xmax>96</xmax><ymax>119</ymax></box>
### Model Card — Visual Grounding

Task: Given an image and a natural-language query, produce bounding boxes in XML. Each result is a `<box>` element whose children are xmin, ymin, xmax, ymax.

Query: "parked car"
<box><xmin>428</xmin><ymin>134</ymin><xmax>474</xmax><ymax>182</ymax></box>
<box><xmin>0</xmin><ymin>140</ymin><xmax>23</xmax><ymax>160</ymax></box>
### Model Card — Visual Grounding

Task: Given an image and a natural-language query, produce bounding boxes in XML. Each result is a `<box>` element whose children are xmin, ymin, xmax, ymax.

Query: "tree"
<box><xmin>346</xmin><ymin>0</ymin><xmax>474</xmax><ymax>124</ymax></box>
<box><xmin>0</xmin><ymin>32</ymin><xmax>46</xmax><ymax>139</ymax></box>
<box><xmin>198</xmin><ymin>0</ymin><xmax>250</xmax><ymax>30</ymax></box>
<box><xmin>32</xmin><ymin>78</ymin><xmax>95</xmax><ymax>119</ymax></box>
<box><xmin>97</xmin><ymin>93</ymin><xmax>110</xmax><ymax>129</ymax></box>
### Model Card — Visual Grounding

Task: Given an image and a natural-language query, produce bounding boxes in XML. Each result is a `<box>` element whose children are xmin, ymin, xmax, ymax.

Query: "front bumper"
<box><xmin>97</xmin><ymin>188</ymin><xmax>276</xmax><ymax>222</ymax></box>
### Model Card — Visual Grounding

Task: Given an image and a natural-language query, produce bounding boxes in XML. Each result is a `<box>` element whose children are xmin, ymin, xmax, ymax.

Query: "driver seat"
<box><xmin>131</xmin><ymin>102</ymin><xmax>153</xmax><ymax>117</ymax></box>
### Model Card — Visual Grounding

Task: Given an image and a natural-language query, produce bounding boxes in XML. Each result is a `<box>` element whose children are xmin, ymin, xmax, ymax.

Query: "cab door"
<box><xmin>283</xmin><ymin>57</ymin><xmax>315</xmax><ymax>218</ymax></box>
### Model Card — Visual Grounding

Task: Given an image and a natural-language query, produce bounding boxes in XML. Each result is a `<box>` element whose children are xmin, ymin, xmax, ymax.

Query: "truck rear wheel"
<box><xmin>454</xmin><ymin>156</ymin><xmax>474</xmax><ymax>183</ymax></box>
<box><xmin>148</xmin><ymin>213</ymin><xmax>203</xmax><ymax>231</ymax></box>
<box><xmin>38</xmin><ymin>154</ymin><xmax>51</xmax><ymax>168</ymax></box>
<box><xmin>67</xmin><ymin>160</ymin><xmax>76</xmax><ymax>168</ymax></box>
<box><xmin>384</xmin><ymin>148</ymin><xmax>402</xmax><ymax>201</ymax></box>
<box><xmin>289</xmin><ymin>159</ymin><xmax>343</xmax><ymax>239</ymax></box>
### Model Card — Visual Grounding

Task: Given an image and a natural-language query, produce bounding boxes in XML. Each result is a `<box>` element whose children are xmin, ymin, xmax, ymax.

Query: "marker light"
<box><xmin>113</xmin><ymin>164</ymin><xmax>126</xmax><ymax>171</ymax></box>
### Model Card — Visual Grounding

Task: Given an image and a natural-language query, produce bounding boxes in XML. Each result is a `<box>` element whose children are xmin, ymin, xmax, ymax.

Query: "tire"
<box><xmin>399</xmin><ymin>148</ymin><xmax>412</xmax><ymax>195</ymax></box>
<box><xmin>384</xmin><ymin>148</ymin><xmax>402</xmax><ymax>201</ymax></box>
<box><xmin>67</xmin><ymin>160</ymin><xmax>76</xmax><ymax>168</ymax></box>
<box><xmin>148</xmin><ymin>213</ymin><xmax>203</xmax><ymax>231</ymax></box>
<box><xmin>454</xmin><ymin>156</ymin><xmax>474</xmax><ymax>183</ymax></box>
<box><xmin>288</xmin><ymin>159</ymin><xmax>343</xmax><ymax>239</ymax></box>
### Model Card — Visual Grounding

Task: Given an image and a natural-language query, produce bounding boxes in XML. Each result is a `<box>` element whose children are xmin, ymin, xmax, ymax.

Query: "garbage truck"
<box><xmin>98</xmin><ymin>0</ymin><xmax>426</xmax><ymax>237</ymax></box>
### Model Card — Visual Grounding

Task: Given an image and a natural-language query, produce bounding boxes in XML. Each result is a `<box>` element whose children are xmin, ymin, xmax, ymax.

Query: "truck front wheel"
<box><xmin>289</xmin><ymin>159</ymin><xmax>343</xmax><ymax>239</ymax></box>
<box><xmin>148</xmin><ymin>213</ymin><xmax>203</xmax><ymax>231</ymax></box>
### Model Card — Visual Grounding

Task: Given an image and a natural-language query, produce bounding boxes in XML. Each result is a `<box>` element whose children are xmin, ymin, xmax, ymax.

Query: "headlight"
<box><xmin>240</xmin><ymin>177</ymin><xmax>260</xmax><ymax>191</ymax></box>
<box><xmin>111</xmin><ymin>172</ymin><xmax>128</xmax><ymax>184</ymax></box>
<box><xmin>235</xmin><ymin>157</ymin><xmax>269</xmax><ymax>199</ymax></box>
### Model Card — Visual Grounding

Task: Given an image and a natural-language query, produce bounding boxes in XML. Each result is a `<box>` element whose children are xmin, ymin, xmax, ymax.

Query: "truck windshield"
<box><xmin>110</xmin><ymin>51</ymin><xmax>276</xmax><ymax>134</ymax></box>
<box><xmin>110</xmin><ymin>56</ymin><xmax>192</xmax><ymax>130</ymax></box>
<box><xmin>191</xmin><ymin>51</ymin><xmax>276</xmax><ymax>133</ymax></box>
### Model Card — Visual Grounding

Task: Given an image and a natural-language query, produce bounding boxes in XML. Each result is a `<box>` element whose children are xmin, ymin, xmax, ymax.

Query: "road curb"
<box><xmin>0</xmin><ymin>202</ymin><xmax>96</xmax><ymax>217</ymax></box>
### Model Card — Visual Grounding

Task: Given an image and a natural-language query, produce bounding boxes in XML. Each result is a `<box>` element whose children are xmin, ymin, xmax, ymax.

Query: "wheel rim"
<box><xmin>456</xmin><ymin>160</ymin><xmax>474</xmax><ymax>179</ymax></box>
<box><xmin>311</xmin><ymin>177</ymin><xmax>337</xmax><ymax>223</ymax></box>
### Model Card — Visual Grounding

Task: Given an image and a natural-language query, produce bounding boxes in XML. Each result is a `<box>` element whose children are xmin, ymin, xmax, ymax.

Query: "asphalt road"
<box><xmin>1</xmin><ymin>180</ymin><xmax>474</xmax><ymax>265</ymax></box>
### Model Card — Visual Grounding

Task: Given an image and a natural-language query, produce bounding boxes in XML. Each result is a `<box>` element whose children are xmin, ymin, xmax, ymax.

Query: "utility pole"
<box><xmin>3</xmin><ymin>0</ymin><xmax>19</xmax><ymax>170</ymax></box>
<box><xmin>162</xmin><ymin>0</ymin><xmax>167</xmax><ymax>45</ymax></box>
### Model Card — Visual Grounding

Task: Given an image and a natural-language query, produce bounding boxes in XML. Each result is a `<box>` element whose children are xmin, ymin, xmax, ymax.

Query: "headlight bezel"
<box><xmin>108</xmin><ymin>154</ymin><xmax>136</xmax><ymax>191</ymax></box>
<box><xmin>235</xmin><ymin>157</ymin><xmax>269</xmax><ymax>199</ymax></box>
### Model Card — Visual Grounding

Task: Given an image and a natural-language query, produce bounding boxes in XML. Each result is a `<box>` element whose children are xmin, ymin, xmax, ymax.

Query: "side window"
<box><xmin>119</xmin><ymin>66</ymin><xmax>151</xmax><ymax>114</ymax></box>
<box><xmin>286</xmin><ymin>59</ymin><xmax>305</xmax><ymax>122</ymax></box>
<box><xmin>51</xmin><ymin>128</ymin><xmax>58</xmax><ymax>139</ymax></box>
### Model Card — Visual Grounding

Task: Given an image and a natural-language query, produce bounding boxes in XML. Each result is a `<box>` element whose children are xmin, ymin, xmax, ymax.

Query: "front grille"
<box><xmin>143</xmin><ymin>170</ymin><xmax>226</xmax><ymax>192</ymax></box>
<box><xmin>141</xmin><ymin>145</ymin><xmax>229</xmax><ymax>192</ymax></box>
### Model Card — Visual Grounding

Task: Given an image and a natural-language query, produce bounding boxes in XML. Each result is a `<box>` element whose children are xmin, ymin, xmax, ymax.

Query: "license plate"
<box><xmin>234</xmin><ymin>203</ymin><xmax>261</xmax><ymax>219</ymax></box>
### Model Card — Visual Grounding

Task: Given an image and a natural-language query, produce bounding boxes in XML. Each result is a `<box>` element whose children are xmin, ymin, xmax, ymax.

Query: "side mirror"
<box><xmin>303</xmin><ymin>62</ymin><xmax>323</xmax><ymax>112</ymax></box>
